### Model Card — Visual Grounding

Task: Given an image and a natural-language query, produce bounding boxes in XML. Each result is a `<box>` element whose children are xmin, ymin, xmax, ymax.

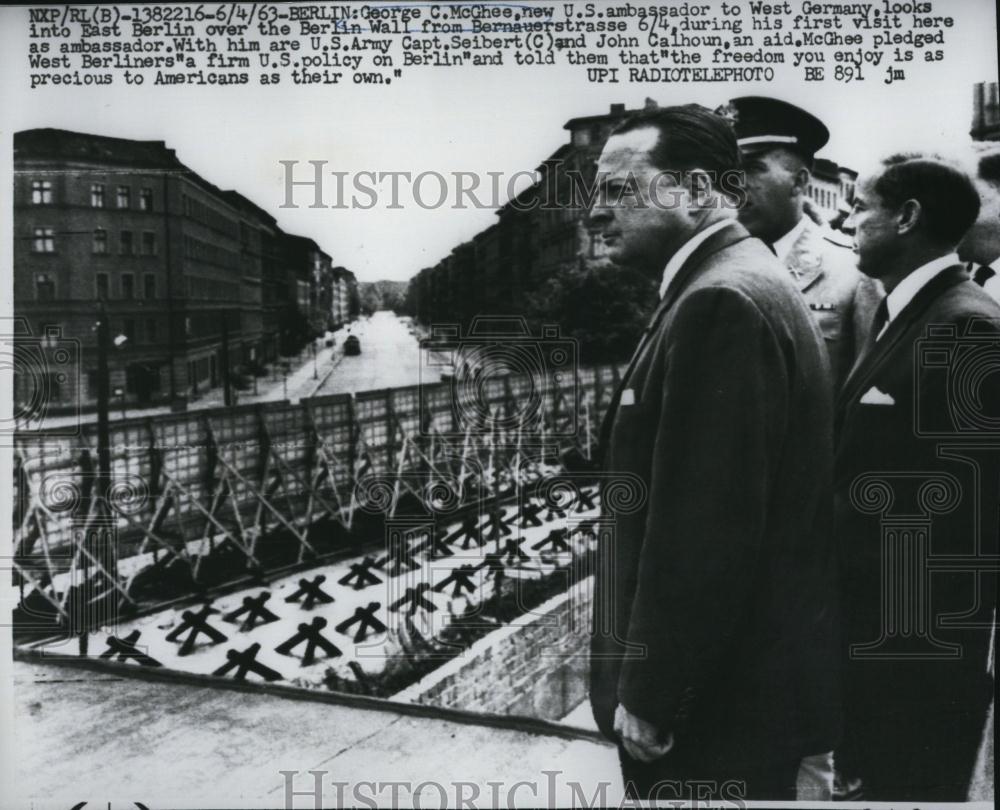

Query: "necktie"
<box><xmin>973</xmin><ymin>264</ymin><xmax>996</xmax><ymax>286</ymax></box>
<box><xmin>870</xmin><ymin>297</ymin><xmax>890</xmax><ymax>342</ymax></box>
<box><xmin>851</xmin><ymin>298</ymin><xmax>889</xmax><ymax>376</ymax></box>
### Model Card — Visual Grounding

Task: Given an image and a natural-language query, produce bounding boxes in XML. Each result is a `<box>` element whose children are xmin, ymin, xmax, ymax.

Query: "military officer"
<box><xmin>721</xmin><ymin>96</ymin><xmax>883</xmax><ymax>392</ymax></box>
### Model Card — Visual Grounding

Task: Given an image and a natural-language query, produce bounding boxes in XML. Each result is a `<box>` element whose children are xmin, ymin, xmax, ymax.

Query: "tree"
<box><xmin>525</xmin><ymin>259</ymin><xmax>656</xmax><ymax>365</ymax></box>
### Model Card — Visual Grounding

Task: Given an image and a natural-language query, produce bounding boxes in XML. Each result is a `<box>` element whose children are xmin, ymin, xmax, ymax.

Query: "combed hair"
<box><xmin>975</xmin><ymin>145</ymin><xmax>1000</xmax><ymax>186</ymax></box>
<box><xmin>874</xmin><ymin>153</ymin><xmax>981</xmax><ymax>245</ymax></box>
<box><xmin>611</xmin><ymin>104</ymin><xmax>742</xmax><ymax>184</ymax></box>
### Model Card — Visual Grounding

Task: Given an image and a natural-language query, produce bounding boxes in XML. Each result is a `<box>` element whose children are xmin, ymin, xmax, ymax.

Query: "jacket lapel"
<box><xmin>837</xmin><ymin>264</ymin><xmax>970</xmax><ymax>412</ymax></box>
<box><xmin>786</xmin><ymin>220</ymin><xmax>825</xmax><ymax>293</ymax></box>
<box><xmin>596</xmin><ymin>220</ymin><xmax>753</xmax><ymax>460</ymax></box>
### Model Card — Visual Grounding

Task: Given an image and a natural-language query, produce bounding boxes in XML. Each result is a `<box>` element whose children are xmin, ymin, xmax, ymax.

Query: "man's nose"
<box><xmin>586</xmin><ymin>205</ymin><xmax>611</xmax><ymax>230</ymax></box>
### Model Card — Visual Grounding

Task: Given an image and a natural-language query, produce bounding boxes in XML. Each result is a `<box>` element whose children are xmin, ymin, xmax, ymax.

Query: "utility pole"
<box><xmin>221</xmin><ymin>310</ymin><xmax>232</xmax><ymax>407</ymax></box>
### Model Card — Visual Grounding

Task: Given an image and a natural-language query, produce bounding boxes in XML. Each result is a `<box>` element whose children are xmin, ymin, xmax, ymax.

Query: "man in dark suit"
<box><xmin>959</xmin><ymin>142</ymin><xmax>1000</xmax><ymax>303</ymax></box>
<box><xmin>722</xmin><ymin>95</ymin><xmax>883</xmax><ymax>392</ymax></box>
<box><xmin>835</xmin><ymin>154</ymin><xmax>1000</xmax><ymax>800</ymax></box>
<box><xmin>587</xmin><ymin>104</ymin><xmax>840</xmax><ymax>802</ymax></box>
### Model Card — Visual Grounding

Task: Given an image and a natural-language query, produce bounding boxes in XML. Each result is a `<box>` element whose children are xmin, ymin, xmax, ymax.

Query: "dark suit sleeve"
<box><xmin>617</xmin><ymin>285</ymin><xmax>791</xmax><ymax>730</ymax></box>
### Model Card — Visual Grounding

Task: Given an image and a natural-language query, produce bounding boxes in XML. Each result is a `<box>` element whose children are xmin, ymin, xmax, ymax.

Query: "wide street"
<box><xmin>313</xmin><ymin>310</ymin><xmax>440</xmax><ymax>396</ymax></box>
<box><xmin>25</xmin><ymin>311</ymin><xmax>436</xmax><ymax>430</ymax></box>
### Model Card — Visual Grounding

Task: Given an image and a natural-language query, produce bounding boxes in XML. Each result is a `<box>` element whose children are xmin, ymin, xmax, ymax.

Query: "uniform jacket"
<box><xmin>783</xmin><ymin>217</ymin><xmax>883</xmax><ymax>392</ymax></box>
<box><xmin>833</xmin><ymin>264</ymin><xmax>1000</xmax><ymax>796</ymax></box>
<box><xmin>590</xmin><ymin>221</ymin><xmax>841</xmax><ymax>771</ymax></box>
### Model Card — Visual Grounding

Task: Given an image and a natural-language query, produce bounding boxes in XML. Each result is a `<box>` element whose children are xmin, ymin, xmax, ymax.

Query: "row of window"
<box><xmin>183</xmin><ymin>234</ymin><xmax>239</xmax><ymax>270</ymax></box>
<box><xmin>33</xmin><ymin>271</ymin><xmax>158</xmax><ymax>301</ymax></box>
<box><xmin>30</xmin><ymin>227</ymin><xmax>157</xmax><ymax>255</ymax></box>
<box><xmin>30</xmin><ymin>180</ymin><xmax>155</xmax><ymax>211</ymax></box>
<box><xmin>186</xmin><ymin>275</ymin><xmax>240</xmax><ymax>301</ymax></box>
<box><xmin>181</xmin><ymin>194</ymin><xmax>240</xmax><ymax>240</ymax></box>
<box><xmin>807</xmin><ymin>185</ymin><xmax>840</xmax><ymax>210</ymax></box>
<box><xmin>34</xmin><ymin>317</ymin><xmax>159</xmax><ymax>345</ymax></box>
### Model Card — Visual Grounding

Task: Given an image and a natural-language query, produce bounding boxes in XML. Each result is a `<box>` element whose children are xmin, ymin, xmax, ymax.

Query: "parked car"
<box><xmin>344</xmin><ymin>335</ymin><xmax>361</xmax><ymax>356</ymax></box>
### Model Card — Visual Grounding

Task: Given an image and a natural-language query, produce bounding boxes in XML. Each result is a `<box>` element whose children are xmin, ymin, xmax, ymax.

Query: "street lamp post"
<box><xmin>90</xmin><ymin>301</ymin><xmax>127</xmax><ymax>655</ymax></box>
<box><xmin>312</xmin><ymin>339</ymin><xmax>318</xmax><ymax>380</ymax></box>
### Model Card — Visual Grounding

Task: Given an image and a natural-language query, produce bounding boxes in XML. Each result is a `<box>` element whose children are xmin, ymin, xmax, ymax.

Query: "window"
<box><xmin>31</xmin><ymin>227</ymin><xmax>54</xmax><ymax>253</ymax></box>
<box><xmin>146</xmin><ymin>319</ymin><xmax>157</xmax><ymax>342</ymax></box>
<box><xmin>35</xmin><ymin>273</ymin><xmax>56</xmax><ymax>301</ymax></box>
<box><xmin>143</xmin><ymin>274</ymin><xmax>156</xmax><ymax>299</ymax></box>
<box><xmin>31</xmin><ymin>180</ymin><xmax>52</xmax><ymax>204</ymax></box>
<box><xmin>93</xmin><ymin>229</ymin><xmax>108</xmax><ymax>254</ymax></box>
<box><xmin>90</xmin><ymin>184</ymin><xmax>105</xmax><ymax>208</ymax></box>
<box><xmin>120</xmin><ymin>230</ymin><xmax>133</xmax><ymax>255</ymax></box>
<box><xmin>141</xmin><ymin>232</ymin><xmax>156</xmax><ymax>256</ymax></box>
<box><xmin>116</xmin><ymin>185</ymin><xmax>130</xmax><ymax>208</ymax></box>
<box><xmin>87</xmin><ymin>369</ymin><xmax>99</xmax><ymax>396</ymax></box>
<box><xmin>121</xmin><ymin>273</ymin><xmax>134</xmax><ymax>300</ymax></box>
<box><xmin>96</xmin><ymin>273</ymin><xmax>109</xmax><ymax>299</ymax></box>
<box><xmin>140</xmin><ymin>188</ymin><xmax>153</xmax><ymax>211</ymax></box>
<box><xmin>123</xmin><ymin>319</ymin><xmax>136</xmax><ymax>343</ymax></box>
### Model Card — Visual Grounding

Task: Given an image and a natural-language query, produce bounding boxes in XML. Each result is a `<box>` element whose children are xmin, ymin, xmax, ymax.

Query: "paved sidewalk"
<box><xmin>19</xmin><ymin>325</ymin><xmax>357</xmax><ymax>432</ymax></box>
<box><xmin>8</xmin><ymin>660</ymin><xmax>622</xmax><ymax>810</ymax></box>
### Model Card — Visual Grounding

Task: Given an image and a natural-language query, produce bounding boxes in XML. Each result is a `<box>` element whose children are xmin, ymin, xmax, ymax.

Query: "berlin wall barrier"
<box><xmin>10</xmin><ymin>363</ymin><xmax>624</xmax><ymax>637</ymax></box>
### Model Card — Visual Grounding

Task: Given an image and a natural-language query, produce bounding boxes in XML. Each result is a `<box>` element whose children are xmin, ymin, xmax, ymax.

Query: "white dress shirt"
<box><xmin>659</xmin><ymin>218</ymin><xmax>736</xmax><ymax>299</ymax></box>
<box><xmin>772</xmin><ymin>216</ymin><xmax>809</xmax><ymax>264</ymax></box>
<box><xmin>877</xmin><ymin>252</ymin><xmax>961</xmax><ymax>340</ymax></box>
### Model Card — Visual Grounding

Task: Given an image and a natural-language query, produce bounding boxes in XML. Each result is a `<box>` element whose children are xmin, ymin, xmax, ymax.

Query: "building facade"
<box><xmin>14</xmin><ymin>128</ymin><xmax>354</xmax><ymax>415</ymax></box>
<box><xmin>971</xmin><ymin>81</ymin><xmax>1000</xmax><ymax>141</ymax></box>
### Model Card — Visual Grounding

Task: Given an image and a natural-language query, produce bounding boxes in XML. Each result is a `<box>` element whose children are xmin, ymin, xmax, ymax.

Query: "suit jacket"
<box><xmin>783</xmin><ymin>218</ymin><xmax>883</xmax><ymax>392</ymax></box>
<box><xmin>834</xmin><ymin>264</ymin><xmax>1000</xmax><ymax>796</ymax></box>
<box><xmin>590</xmin><ymin>221</ymin><xmax>841</xmax><ymax>771</ymax></box>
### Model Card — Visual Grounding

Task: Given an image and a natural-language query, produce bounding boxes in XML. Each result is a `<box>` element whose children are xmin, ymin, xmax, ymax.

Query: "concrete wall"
<box><xmin>395</xmin><ymin>577</ymin><xmax>593</xmax><ymax>722</ymax></box>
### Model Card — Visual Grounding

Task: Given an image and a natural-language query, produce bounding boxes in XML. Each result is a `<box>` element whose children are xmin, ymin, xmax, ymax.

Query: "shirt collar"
<box><xmin>772</xmin><ymin>216</ymin><xmax>809</xmax><ymax>264</ymax></box>
<box><xmin>885</xmin><ymin>252</ymin><xmax>961</xmax><ymax>324</ymax></box>
<box><xmin>659</xmin><ymin>219</ymin><xmax>735</xmax><ymax>299</ymax></box>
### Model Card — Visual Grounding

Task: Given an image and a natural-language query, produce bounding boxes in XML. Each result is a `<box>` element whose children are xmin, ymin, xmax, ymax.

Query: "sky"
<box><xmin>1</xmin><ymin>0</ymin><xmax>998</xmax><ymax>283</ymax></box>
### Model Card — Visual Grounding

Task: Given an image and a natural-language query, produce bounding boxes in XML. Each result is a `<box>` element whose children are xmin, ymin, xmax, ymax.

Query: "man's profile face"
<box><xmin>589</xmin><ymin>127</ymin><xmax>695</xmax><ymax>277</ymax></box>
<box><xmin>959</xmin><ymin>176</ymin><xmax>1000</xmax><ymax>265</ymax></box>
<box><xmin>738</xmin><ymin>147</ymin><xmax>802</xmax><ymax>243</ymax></box>
<box><xmin>847</xmin><ymin>174</ymin><xmax>899</xmax><ymax>279</ymax></box>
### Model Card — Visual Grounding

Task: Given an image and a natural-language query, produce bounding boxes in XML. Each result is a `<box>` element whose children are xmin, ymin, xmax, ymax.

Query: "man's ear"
<box><xmin>791</xmin><ymin>167</ymin><xmax>811</xmax><ymax>197</ymax></box>
<box><xmin>686</xmin><ymin>168</ymin><xmax>715</xmax><ymax>209</ymax></box>
<box><xmin>897</xmin><ymin>199</ymin><xmax>922</xmax><ymax>235</ymax></box>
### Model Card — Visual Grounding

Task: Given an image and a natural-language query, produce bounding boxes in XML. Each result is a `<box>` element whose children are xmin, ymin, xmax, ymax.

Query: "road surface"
<box><xmin>314</xmin><ymin>310</ymin><xmax>438</xmax><ymax>396</ymax></box>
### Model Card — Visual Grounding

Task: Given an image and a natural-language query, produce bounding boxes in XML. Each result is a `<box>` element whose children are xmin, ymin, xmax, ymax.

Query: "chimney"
<box><xmin>610</xmin><ymin>103</ymin><xmax>625</xmax><ymax>115</ymax></box>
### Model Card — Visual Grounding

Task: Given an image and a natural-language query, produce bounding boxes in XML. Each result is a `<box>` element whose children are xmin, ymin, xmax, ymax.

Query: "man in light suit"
<box><xmin>722</xmin><ymin>96</ymin><xmax>883</xmax><ymax>392</ymax></box>
<box><xmin>835</xmin><ymin>154</ymin><xmax>1000</xmax><ymax>800</ymax></box>
<box><xmin>587</xmin><ymin>104</ymin><xmax>840</xmax><ymax>802</ymax></box>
